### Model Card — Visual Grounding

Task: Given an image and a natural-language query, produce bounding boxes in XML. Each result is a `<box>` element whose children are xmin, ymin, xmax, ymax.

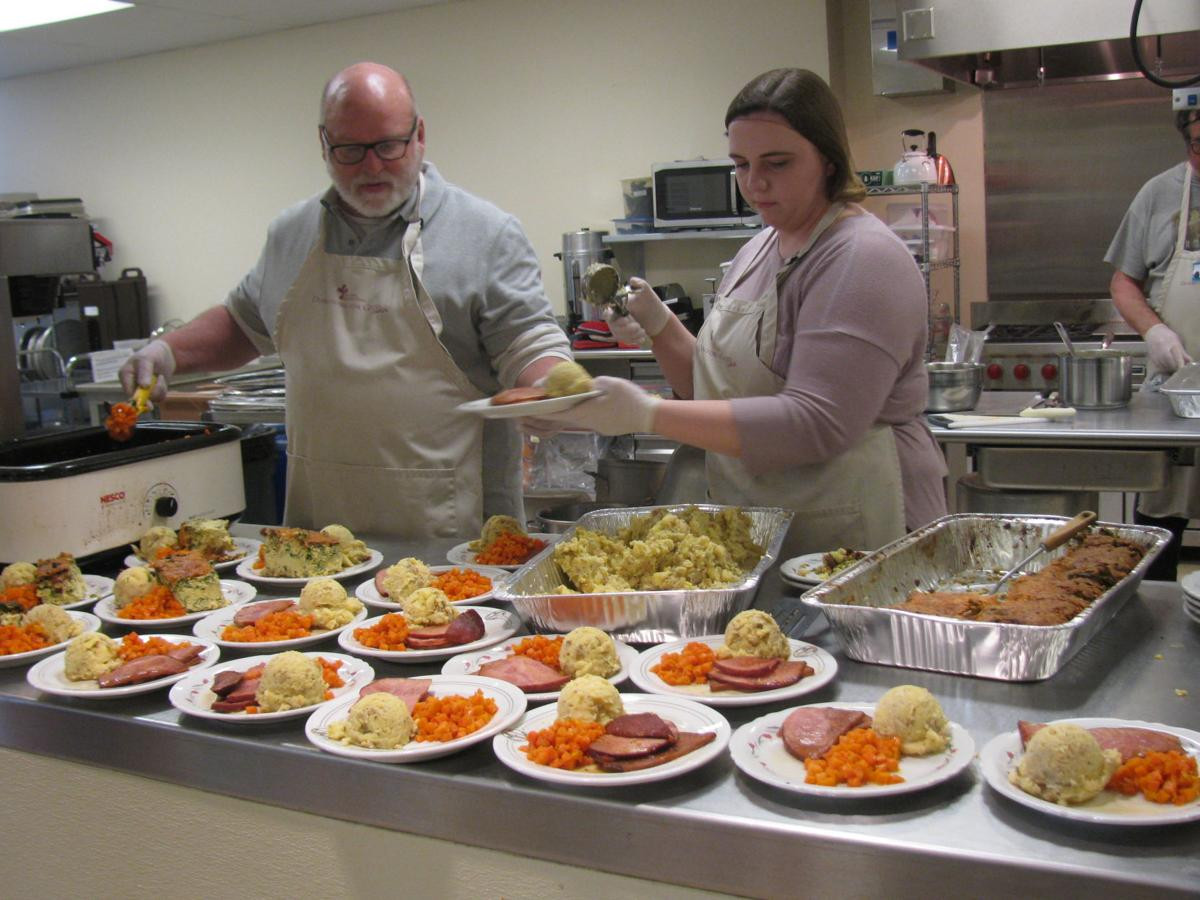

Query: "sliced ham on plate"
<box><xmin>707</xmin><ymin>660</ymin><xmax>814</xmax><ymax>693</ymax></box>
<box><xmin>1017</xmin><ymin>720</ymin><xmax>1183</xmax><ymax>762</ymax></box>
<box><xmin>780</xmin><ymin>707</ymin><xmax>872</xmax><ymax>761</ymax></box>
<box><xmin>360</xmin><ymin>677</ymin><xmax>432</xmax><ymax>712</ymax></box>
<box><xmin>477</xmin><ymin>655</ymin><xmax>570</xmax><ymax>693</ymax></box>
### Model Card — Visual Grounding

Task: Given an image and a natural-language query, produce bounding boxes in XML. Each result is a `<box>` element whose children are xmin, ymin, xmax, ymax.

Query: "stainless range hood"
<box><xmin>896</xmin><ymin>0</ymin><xmax>1200</xmax><ymax>88</ymax></box>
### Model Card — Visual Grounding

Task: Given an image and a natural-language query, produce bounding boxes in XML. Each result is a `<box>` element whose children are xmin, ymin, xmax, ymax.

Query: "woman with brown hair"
<box><xmin>533</xmin><ymin>68</ymin><xmax>946</xmax><ymax>555</ymax></box>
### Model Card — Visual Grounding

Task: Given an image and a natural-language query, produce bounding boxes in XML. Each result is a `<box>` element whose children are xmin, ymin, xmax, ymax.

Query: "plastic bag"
<box><xmin>945</xmin><ymin>323</ymin><xmax>991</xmax><ymax>363</ymax></box>
<box><xmin>526</xmin><ymin>431</ymin><xmax>599</xmax><ymax>495</ymax></box>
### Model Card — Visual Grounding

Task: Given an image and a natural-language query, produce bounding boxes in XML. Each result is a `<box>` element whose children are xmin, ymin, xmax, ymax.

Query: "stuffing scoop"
<box><xmin>989</xmin><ymin>510</ymin><xmax>1097</xmax><ymax>595</ymax></box>
<box><xmin>582</xmin><ymin>262</ymin><xmax>631</xmax><ymax>317</ymax></box>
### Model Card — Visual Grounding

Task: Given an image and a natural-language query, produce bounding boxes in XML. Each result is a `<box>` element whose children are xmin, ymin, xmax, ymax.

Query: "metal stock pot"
<box><xmin>1057</xmin><ymin>350</ymin><xmax>1133</xmax><ymax>409</ymax></box>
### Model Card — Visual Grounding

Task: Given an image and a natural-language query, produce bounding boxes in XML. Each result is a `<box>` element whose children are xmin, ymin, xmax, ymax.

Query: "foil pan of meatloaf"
<box><xmin>495</xmin><ymin>504</ymin><xmax>793</xmax><ymax>643</ymax></box>
<box><xmin>800</xmin><ymin>514</ymin><xmax>1170</xmax><ymax>682</ymax></box>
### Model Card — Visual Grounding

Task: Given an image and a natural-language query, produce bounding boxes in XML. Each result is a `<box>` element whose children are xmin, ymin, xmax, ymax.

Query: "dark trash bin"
<box><xmin>239</xmin><ymin>423</ymin><xmax>282</xmax><ymax>525</ymax></box>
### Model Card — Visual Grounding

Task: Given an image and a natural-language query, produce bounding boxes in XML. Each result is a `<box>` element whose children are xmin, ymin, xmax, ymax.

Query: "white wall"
<box><xmin>828</xmin><ymin>0</ymin><xmax>986</xmax><ymax>325</ymax></box>
<box><xmin>0</xmin><ymin>0</ymin><xmax>829</xmax><ymax>326</ymax></box>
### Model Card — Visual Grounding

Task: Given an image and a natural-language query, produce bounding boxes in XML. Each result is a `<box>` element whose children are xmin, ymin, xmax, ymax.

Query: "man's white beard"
<box><xmin>335</xmin><ymin>177</ymin><xmax>406</xmax><ymax>218</ymax></box>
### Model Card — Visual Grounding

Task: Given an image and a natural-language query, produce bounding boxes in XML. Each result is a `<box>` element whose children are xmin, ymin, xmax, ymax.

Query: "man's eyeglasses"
<box><xmin>321</xmin><ymin>120</ymin><xmax>418</xmax><ymax>165</ymax></box>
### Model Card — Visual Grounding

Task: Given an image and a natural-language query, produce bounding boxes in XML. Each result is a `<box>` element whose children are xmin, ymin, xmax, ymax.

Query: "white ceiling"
<box><xmin>0</xmin><ymin>0</ymin><xmax>448</xmax><ymax>81</ymax></box>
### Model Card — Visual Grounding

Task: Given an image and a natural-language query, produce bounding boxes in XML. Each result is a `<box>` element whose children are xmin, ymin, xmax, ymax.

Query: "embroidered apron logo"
<box><xmin>312</xmin><ymin>283</ymin><xmax>386</xmax><ymax>313</ymax></box>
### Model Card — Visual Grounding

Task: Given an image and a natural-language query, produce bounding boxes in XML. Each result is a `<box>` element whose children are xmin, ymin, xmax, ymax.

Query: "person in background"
<box><xmin>529</xmin><ymin>68</ymin><xmax>947</xmax><ymax>556</ymax></box>
<box><xmin>1107</xmin><ymin>108</ymin><xmax>1200</xmax><ymax>580</ymax></box>
<box><xmin>120</xmin><ymin>62</ymin><xmax>570</xmax><ymax>538</ymax></box>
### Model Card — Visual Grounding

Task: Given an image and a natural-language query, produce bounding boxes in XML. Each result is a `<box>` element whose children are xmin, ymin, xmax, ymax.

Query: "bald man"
<box><xmin>121</xmin><ymin>63</ymin><xmax>570</xmax><ymax>537</ymax></box>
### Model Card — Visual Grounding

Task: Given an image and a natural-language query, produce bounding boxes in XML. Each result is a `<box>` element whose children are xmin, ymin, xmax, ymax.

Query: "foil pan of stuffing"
<box><xmin>800</xmin><ymin>514</ymin><xmax>1170</xmax><ymax>682</ymax></box>
<box><xmin>495</xmin><ymin>504</ymin><xmax>793</xmax><ymax>642</ymax></box>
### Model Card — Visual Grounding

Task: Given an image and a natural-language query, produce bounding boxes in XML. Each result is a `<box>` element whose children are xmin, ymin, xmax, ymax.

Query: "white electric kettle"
<box><xmin>893</xmin><ymin>129</ymin><xmax>937</xmax><ymax>185</ymax></box>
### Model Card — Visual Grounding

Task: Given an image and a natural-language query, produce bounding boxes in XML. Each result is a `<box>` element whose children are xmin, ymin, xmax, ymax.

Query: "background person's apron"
<box><xmin>275</xmin><ymin>207</ymin><xmax>486</xmax><ymax>537</ymax></box>
<box><xmin>1139</xmin><ymin>168</ymin><xmax>1200</xmax><ymax>518</ymax></box>
<box><xmin>694</xmin><ymin>204</ymin><xmax>905</xmax><ymax>557</ymax></box>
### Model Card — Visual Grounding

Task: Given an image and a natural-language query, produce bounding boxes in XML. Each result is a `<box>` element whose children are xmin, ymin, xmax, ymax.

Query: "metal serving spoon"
<box><xmin>989</xmin><ymin>510</ymin><xmax>1097</xmax><ymax>595</ymax></box>
<box><xmin>1053</xmin><ymin>321</ymin><xmax>1077</xmax><ymax>357</ymax></box>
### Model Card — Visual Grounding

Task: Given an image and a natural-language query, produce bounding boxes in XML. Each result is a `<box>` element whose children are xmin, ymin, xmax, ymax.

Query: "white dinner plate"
<box><xmin>192</xmin><ymin>599</ymin><xmax>368</xmax><ymax>650</ymax></box>
<box><xmin>305</xmin><ymin>674</ymin><xmax>527</xmax><ymax>762</ymax></box>
<box><xmin>778</xmin><ymin>551</ymin><xmax>867</xmax><ymax>587</ymax></box>
<box><xmin>27</xmin><ymin>634</ymin><xmax>219</xmax><ymax>699</ymax></box>
<box><xmin>234</xmin><ymin>548</ymin><xmax>383</xmax><ymax>586</ymax></box>
<box><xmin>168</xmin><ymin>651</ymin><xmax>374</xmax><ymax>723</ymax></box>
<box><xmin>455</xmin><ymin>390</ymin><xmax>603</xmax><ymax>419</ymax></box>
<box><xmin>355</xmin><ymin>564</ymin><xmax>509</xmax><ymax>610</ymax></box>
<box><xmin>730</xmin><ymin>701</ymin><xmax>975</xmax><ymax>798</ymax></box>
<box><xmin>0</xmin><ymin>611</ymin><xmax>101</xmax><ymax>668</ymax></box>
<box><xmin>48</xmin><ymin>574</ymin><xmax>115</xmax><ymax>609</ymax></box>
<box><xmin>337</xmin><ymin>606</ymin><xmax>522</xmax><ymax>663</ymax></box>
<box><xmin>629</xmin><ymin>636</ymin><xmax>838</xmax><ymax>707</ymax></box>
<box><xmin>440</xmin><ymin>634</ymin><xmax>638</xmax><ymax>702</ymax></box>
<box><xmin>446</xmin><ymin>533</ymin><xmax>559</xmax><ymax>571</ymax></box>
<box><xmin>778</xmin><ymin>553</ymin><xmax>830</xmax><ymax>586</ymax></box>
<box><xmin>1183</xmin><ymin>599</ymin><xmax>1200</xmax><ymax>625</ymax></box>
<box><xmin>1180</xmin><ymin>571</ymin><xmax>1200</xmax><ymax>602</ymax></box>
<box><xmin>493</xmin><ymin>693</ymin><xmax>731</xmax><ymax>787</ymax></box>
<box><xmin>123</xmin><ymin>536</ymin><xmax>261</xmax><ymax>572</ymax></box>
<box><xmin>93</xmin><ymin>579</ymin><xmax>257</xmax><ymax>628</ymax></box>
<box><xmin>979</xmin><ymin>717</ymin><xmax>1200</xmax><ymax>826</ymax></box>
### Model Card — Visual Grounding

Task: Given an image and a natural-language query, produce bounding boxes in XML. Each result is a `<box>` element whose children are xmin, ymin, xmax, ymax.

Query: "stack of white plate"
<box><xmin>1180</xmin><ymin>572</ymin><xmax>1200</xmax><ymax>625</ymax></box>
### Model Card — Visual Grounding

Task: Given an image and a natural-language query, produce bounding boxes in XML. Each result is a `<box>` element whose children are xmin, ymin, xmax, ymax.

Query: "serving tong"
<box><xmin>988</xmin><ymin>510</ymin><xmax>1096</xmax><ymax>595</ymax></box>
<box><xmin>104</xmin><ymin>376</ymin><xmax>156</xmax><ymax>441</ymax></box>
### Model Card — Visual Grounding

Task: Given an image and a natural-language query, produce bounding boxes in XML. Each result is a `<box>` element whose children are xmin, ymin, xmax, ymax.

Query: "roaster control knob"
<box><xmin>155</xmin><ymin>496</ymin><xmax>178</xmax><ymax>518</ymax></box>
<box><xmin>1041</xmin><ymin>363</ymin><xmax>1057</xmax><ymax>380</ymax></box>
<box><xmin>986</xmin><ymin>363</ymin><xmax>1003</xmax><ymax>380</ymax></box>
<box><xmin>1013</xmin><ymin>364</ymin><xmax>1031</xmax><ymax>380</ymax></box>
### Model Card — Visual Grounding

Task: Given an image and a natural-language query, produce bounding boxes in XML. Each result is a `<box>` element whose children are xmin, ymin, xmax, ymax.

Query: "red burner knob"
<box><xmin>1041</xmin><ymin>363</ymin><xmax>1058</xmax><ymax>380</ymax></box>
<box><xmin>986</xmin><ymin>363</ymin><xmax>1003</xmax><ymax>380</ymax></box>
<box><xmin>1013</xmin><ymin>364</ymin><xmax>1031</xmax><ymax>380</ymax></box>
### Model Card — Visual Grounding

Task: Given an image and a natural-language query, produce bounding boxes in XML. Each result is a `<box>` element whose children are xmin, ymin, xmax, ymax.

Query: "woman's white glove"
<box><xmin>610</xmin><ymin>277</ymin><xmax>673</xmax><ymax>342</ymax></box>
<box><xmin>1146</xmin><ymin>323</ymin><xmax>1193</xmax><ymax>374</ymax></box>
<box><xmin>601</xmin><ymin>307</ymin><xmax>648</xmax><ymax>346</ymax></box>
<box><xmin>528</xmin><ymin>376</ymin><xmax>661</xmax><ymax>436</ymax></box>
<box><xmin>118</xmin><ymin>339</ymin><xmax>175</xmax><ymax>400</ymax></box>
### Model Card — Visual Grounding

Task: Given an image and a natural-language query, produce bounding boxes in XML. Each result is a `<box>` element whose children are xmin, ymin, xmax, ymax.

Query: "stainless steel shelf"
<box><xmin>603</xmin><ymin>228</ymin><xmax>761</xmax><ymax>244</ymax></box>
<box><xmin>866</xmin><ymin>184</ymin><xmax>959</xmax><ymax>196</ymax></box>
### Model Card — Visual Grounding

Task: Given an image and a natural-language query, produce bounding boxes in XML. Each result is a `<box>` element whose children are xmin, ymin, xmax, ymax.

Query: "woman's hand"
<box><xmin>521</xmin><ymin>376</ymin><xmax>661</xmax><ymax>437</ymax></box>
<box><xmin>608</xmin><ymin>277</ymin><xmax>672</xmax><ymax>341</ymax></box>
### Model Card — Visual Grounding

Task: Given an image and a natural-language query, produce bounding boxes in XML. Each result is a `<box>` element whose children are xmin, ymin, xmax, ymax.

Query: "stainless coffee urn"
<box><xmin>554</xmin><ymin>228</ymin><xmax>612</xmax><ymax>331</ymax></box>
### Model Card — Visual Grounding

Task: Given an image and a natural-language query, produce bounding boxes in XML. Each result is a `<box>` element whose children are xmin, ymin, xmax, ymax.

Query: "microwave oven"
<box><xmin>651</xmin><ymin>159</ymin><xmax>761</xmax><ymax>230</ymax></box>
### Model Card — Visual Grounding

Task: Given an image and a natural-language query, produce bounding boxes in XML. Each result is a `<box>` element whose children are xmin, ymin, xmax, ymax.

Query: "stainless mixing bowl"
<box><xmin>925</xmin><ymin>362</ymin><xmax>984</xmax><ymax>413</ymax></box>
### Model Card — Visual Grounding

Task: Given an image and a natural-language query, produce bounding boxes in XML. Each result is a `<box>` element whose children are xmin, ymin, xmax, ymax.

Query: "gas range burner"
<box><xmin>986</xmin><ymin>323</ymin><xmax>1099</xmax><ymax>343</ymax></box>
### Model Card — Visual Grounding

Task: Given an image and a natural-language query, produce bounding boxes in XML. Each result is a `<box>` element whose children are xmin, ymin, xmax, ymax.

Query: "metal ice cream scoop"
<box><xmin>582</xmin><ymin>263</ymin><xmax>631</xmax><ymax>317</ymax></box>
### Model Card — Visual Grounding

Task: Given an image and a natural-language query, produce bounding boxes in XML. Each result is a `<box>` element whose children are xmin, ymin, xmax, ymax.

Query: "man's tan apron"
<box><xmin>1139</xmin><ymin>168</ymin><xmax>1200</xmax><ymax>518</ymax></box>
<box><xmin>275</xmin><ymin>186</ymin><xmax>486</xmax><ymax>537</ymax></box>
<box><xmin>694</xmin><ymin>203</ymin><xmax>905</xmax><ymax>557</ymax></box>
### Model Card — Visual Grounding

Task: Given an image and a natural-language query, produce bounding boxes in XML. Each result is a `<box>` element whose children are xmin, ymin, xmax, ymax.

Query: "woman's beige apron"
<box><xmin>275</xmin><ymin>183</ymin><xmax>486</xmax><ymax>537</ymax></box>
<box><xmin>1139</xmin><ymin>168</ymin><xmax>1200</xmax><ymax>518</ymax></box>
<box><xmin>694</xmin><ymin>203</ymin><xmax>905</xmax><ymax>557</ymax></box>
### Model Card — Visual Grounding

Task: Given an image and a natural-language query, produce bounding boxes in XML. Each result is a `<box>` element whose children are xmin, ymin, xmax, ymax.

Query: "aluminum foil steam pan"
<box><xmin>800</xmin><ymin>514</ymin><xmax>1169</xmax><ymax>682</ymax></box>
<box><xmin>496</xmin><ymin>504</ymin><xmax>793</xmax><ymax>643</ymax></box>
<box><xmin>1158</xmin><ymin>364</ymin><xmax>1200</xmax><ymax>418</ymax></box>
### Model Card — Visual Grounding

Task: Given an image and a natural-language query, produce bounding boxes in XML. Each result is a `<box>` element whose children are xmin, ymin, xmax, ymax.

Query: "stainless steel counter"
<box><xmin>1</xmin><ymin>527</ymin><xmax>1197</xmax><ymax>898</ymax></box>
<box><xmin>929</xmin><ymin>390</ymin><xmax>1200</xmax><ymax>447</ymax></box>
